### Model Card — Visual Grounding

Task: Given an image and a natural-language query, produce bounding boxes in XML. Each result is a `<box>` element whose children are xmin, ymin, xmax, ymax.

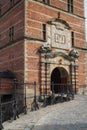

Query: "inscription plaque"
<box><xmin>48</xmin><ymin>23</ymin><xmax>71</xmax><ymax>49</ymax></box>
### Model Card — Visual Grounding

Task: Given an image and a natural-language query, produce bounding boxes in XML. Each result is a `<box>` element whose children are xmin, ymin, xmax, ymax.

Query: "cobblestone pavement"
<box><xmin>3</xmin><ymin>95</ymin><xmax>87</xmax><ymax>130</ymax></box>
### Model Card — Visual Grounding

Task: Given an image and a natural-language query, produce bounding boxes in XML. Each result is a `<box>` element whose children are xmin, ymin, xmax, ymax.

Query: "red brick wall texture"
<box><xmin>0</xmin><ymin>0</ymin><xmax>86</xmax><ymax>95</ymax></box>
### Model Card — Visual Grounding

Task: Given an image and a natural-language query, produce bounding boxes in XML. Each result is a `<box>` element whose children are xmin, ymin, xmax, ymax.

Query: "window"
<box><xmin>10</xmin><ymin>0</ymin><xmax>14</xmax><ymax>6</ymax></box>
<box><xmin>1</xmin><ymin>94</ymin><xmax>13</xmax><ymax>102</ymax></box>
<box><xmin>67</xmin><ymin>0</ymin><xmax>73</xmax><ymax>13</ymax></box>
<box><xmin>71</xmin><ymin>31</ymin><xmax>74</xmax><ymax>46</ymax></box>
<box><xmin>9</xmin><ymin>26</ymin><xmax>14</xmax><ymax>42</ymax></box>
<box><xmin>43</xmin><ymin>0</ymin><xmax>50</xmax><ymax>4</ymax></box>
<box><xmin>42</xmin><ymin>24</ymin><xmax>46</xmax><ymax>41</ymax></box>
<box><xmin>0</xmin><ymin>4</ymin><xmax>1</xmax><ymax>16</ymax></box>
<box><xmin>37</xmin><ymin>0</ymin><xmax>50</xmax><ymax>4</ymax></box>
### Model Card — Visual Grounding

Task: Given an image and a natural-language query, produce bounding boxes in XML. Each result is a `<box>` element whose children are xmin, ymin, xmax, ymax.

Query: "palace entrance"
<box><xmin>51</xmin><ymin>67</ymin><xmax>69</xmax><ymax>94</ymax></box>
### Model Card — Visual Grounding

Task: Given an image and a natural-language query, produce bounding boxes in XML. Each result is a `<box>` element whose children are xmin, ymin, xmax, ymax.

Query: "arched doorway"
<box><xmin>51</xmin><ymin>67</ymin><xmax>69</xmax><ymax>94</ymax></box>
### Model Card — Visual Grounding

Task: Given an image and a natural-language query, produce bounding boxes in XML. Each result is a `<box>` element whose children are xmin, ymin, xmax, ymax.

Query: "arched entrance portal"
<box><xmin>51</xmin><ymin>67</ymin><xmax>69</xmax><ymax>94</ymax></box>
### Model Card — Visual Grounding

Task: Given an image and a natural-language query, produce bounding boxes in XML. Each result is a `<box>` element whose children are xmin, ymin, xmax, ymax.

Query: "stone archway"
<box><xmin>51</xmin><ymin>67</ymin><xmax>69</xmax><ymax>94</ymax></box>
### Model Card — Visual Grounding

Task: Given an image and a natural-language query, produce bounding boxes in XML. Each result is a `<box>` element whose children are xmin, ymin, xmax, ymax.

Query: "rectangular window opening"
<box><xmin>67</xmin><ymin>0</ymin><xmax>73</xmax><ymax>13</ymax></box>
<box><xmin>9</xmin><ymin>26</ymin><xmax>14</xmax><ymax>42</ymax></box>
<box><xmin>0</xmin><ymin>4</ymin><xmax>1</xmax><ymax>16</ymax></box>
<box><xmin>43</xmin><ymin>0</ymin><xmax>50</xmax><ymax>4</ymax></box>
<box><xmin>10</xmin><ymin>0</ymin><xmax>14</xmax><ymax>6</ymax></box>
<box><xmin>42</xmin><ymin>24</ymin><xmax>46</xmax><ymax>41</ymax></box>
<box><xmin>71</xmin><ymin>31</ymin><xmax>74</xmax><ymax>46</ymax></box>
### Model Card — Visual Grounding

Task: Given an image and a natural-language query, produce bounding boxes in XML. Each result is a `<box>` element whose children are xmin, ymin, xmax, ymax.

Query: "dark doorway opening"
<box><xmin>51</xmin><ymin>67</ymin><xmax>68</xmax><ymax>94</ymax></box>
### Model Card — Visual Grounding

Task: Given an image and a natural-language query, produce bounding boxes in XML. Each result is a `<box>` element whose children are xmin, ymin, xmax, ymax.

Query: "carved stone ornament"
<box><xmin>47</xmin><ymin>18</ymin><xmax>71</xmax><ymax>50</ymax></box>
<box><xmin>39</xmin><ymin>44</ymin><xmax>52</xmax><ymax>53</ymax></box>
<box><xmin>47</xmin><ymin>18</ymin><xmax>71</xmax><ymax>30</ymax></box>
<box><xmin>69</xmin><ymin>49</ymin><xmax>79</xmax><ymax>58</ymax></box>
<box><xmin>44</xmin><ymin>51</ymin><xmax>78</xmax><ymax>61</ymax></box>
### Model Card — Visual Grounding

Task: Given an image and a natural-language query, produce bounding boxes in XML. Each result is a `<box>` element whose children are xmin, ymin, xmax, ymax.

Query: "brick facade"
<box><xmin>0</xmin><ymin>0</ymin><xmax>87</xmax><ymax>102</ymax></box>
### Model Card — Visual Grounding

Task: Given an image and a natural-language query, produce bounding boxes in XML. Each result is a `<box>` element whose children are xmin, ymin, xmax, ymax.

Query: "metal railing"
<box><xmin>0</xmin><ymin>81</ymin><xmax>75</xmax><ymax>129</ymax></box>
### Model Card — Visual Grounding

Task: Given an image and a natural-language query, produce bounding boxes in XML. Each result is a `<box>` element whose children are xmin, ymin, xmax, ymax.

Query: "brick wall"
<box><xmin>25</xmin><ymin>0</ymin><xmax>86</xmax><ymax>92</ymax></box>
<box><xmin>0</xmin><ymin>41</ymin><xmax>24</xmax><ymax>81</ymax></box>
<box><xmin>51</xmin><ymin>0</ymin><xmax>84</xmax><ymax>17</ymax></box>
<box><xmin>0</xmin><ymin>0</ymin><xmax>22</xmax><ymax>15</ymax></box>
<box><xmin>78</xmin><ymin>51</ymin><xmax>86</xmax><ymax>85</ymax></box>
<box><xmin>25</xmin><ymin>41</ymin><xmax>41</xmax><ymax>83</ymax></box>
<box><xmin>0</xmin><ymin>0</ymin><xmax>24</xmax><ymax>48</ymax></box>
<box><xmin>0</xmin><ymin>0</ymin><xmax>86</xmax><ymax>96</ymax></box>
<box><xmin>26</xmin><ymin>1</ymin><xmax>85</xmax><ymax>48</ymax></box>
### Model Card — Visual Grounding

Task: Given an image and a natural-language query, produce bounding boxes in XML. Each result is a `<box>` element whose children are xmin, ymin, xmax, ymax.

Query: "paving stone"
<box><xmin>3</xmin><ymin>95</ymin><xmax>87</xmax><ymax>130</ymax></box>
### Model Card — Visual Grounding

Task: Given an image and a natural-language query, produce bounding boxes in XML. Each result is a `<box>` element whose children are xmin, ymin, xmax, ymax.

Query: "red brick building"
<box><xmin>0</xmin><ymin>0</ymin><xmax>87</xmax><ymax>103</ymax></box>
